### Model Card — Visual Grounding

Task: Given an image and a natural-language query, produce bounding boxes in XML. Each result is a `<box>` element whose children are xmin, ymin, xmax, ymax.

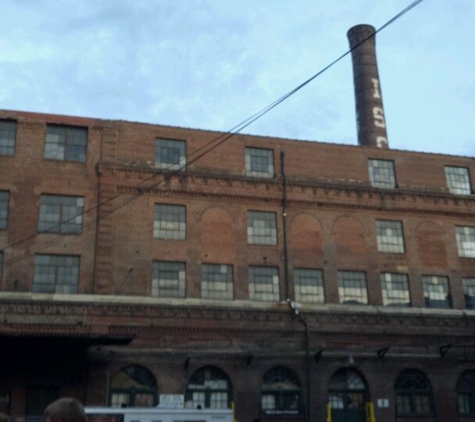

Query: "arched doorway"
<box><xmin>394</xmin><ymin>369</ymin><xmax>434</xmax><ymax>418</ymax></box>
<box><xmin>260</xmin><ymin>366</ymin><xmax>302</xmax><ymax>418</ymax></box>
<box><xmin>457</xmin><ymin>370</ymin><xmax>475</xmax><ymax>418</ymax></box>
<box><xmin>109</xmin><ymin>365</ymin><xmax>157</xmax><ymax>407</ymax></box>
<box><xmin>328</xmin><ymin>368</ymin><xmax>368</xmax><ymax>422</ymax></box>
<box><xmin>185</xmin><ymin>366</ymin><xmax>232</xmax><ymax>409</ymax></box>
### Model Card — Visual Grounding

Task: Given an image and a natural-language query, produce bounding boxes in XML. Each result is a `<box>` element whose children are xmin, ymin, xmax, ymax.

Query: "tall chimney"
<box><xmin>347</xmin><ymin>24</ymin><xmax>389</xmax><ymax>148</ymax></box>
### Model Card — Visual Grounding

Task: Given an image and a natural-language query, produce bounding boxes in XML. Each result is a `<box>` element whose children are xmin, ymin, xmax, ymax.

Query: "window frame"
<box><xmin>152</xmin><ymin>261</ymin><xmax>186</xmax><ymax>298</ymax></box>
<box><xmin>32</xmin><ymin>254</ymin><xmax>81</xmax><ymax>294</ymax></box>
<box><xmin>0</xmin><ymin>119</ymin><xmax>17</xmax><ymax>156</ymax></box>
<box><xmin>463</xmin><ymin>278</ymin><xmax>475</xmax><ymax>309</ymax></box>
<box><xmin>44</xmin><ymin>124</ymin><xmax>88</xmax><ymax>163</ymax></box>
<box><xmin>456</xmin><ymin>226</ymin><xmax>475</xmax><ymax>258</ymax></box>
<box><xmin>153</xmin><ymin>204</ymin><xmax>187</xmax><ymax>240</ymax></box>
<box><xmin>186</xmin><ymin>366</ymin><xmax>232</xmax><ymax>410</ymax></box>
<box><xmin>294</xmin><ymin>268</ymin><xmax>325</xmax><ymax>304</ymax></box>
<box><xmin>155</xmin><ymin>138</ymin><xmax>187</xmax><ymax>170</ymax></box>
<box><xmin>245</xmin><ymin>147</ymin><xmax>275</xmax><ymax>179</ymax></box>
<box><xmin>376</xmin><ymin>220</ymin><xmax>405</xmax><ymax>254</ymax></box>
<box><xmin>368</xmin><ymin>158</ymin><xmax>396</xmax><ymax>189</ymax></box>
<box><xmin>445</xmin><ymin>166</ymin><xmax>472</xmax><ymax>195</ymax></box>
<box><xmin>457</xmin><ymin>371</ymin><xmax>475</xmax><ymax>416</ymax></box>
<box><xmin>247</xmin><ymin>210</ymin><xmax>277</xmax><ymax>246</ymax></box>
<box><xmin>38</xmin><ymin>194</ymin><xmax>84</xmax><ymax>234</ymax></box>
<box><xmin>395</xmin><ymin>370</ymin><xmax>435</xmax><ymax>418</ymax></box>
<box><xmin>109</xmin><ymin>365</ymin><xmax>157</xmax><ymax>408</ymax></box>
<box><xmin>201</xmin><ymin>263</ymin><xmax>234</xmax><ymax>300</ymax></box>
<box><xmin>249</xmin><ymin>265</ymin><xmax>280</xmax><ymax>302</ymax></box>
<box><xmin>338</xmin><ymin>271</ymin><xmax>368</xmax><ymax>305</ymax></box>
<box><xmin>422</xmin><ymin>275</ymin><xmax>451</xmax><ymax>309</ymax></box>
<box><xmin>0</xmin><ymin>191</ymin><xmax>9</xmax><ymax>230</ymax></box>
<box><xmin>380</xmin><ymin>272</ymin><xmax>411</xmax><ymax>307</ymax></box>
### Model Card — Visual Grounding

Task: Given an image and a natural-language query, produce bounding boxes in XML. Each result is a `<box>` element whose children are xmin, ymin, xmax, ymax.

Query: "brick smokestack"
<box><xmin>347</xmin><ymin>24</ymin><xmax>389</xmax><ymax>148</ymax></box>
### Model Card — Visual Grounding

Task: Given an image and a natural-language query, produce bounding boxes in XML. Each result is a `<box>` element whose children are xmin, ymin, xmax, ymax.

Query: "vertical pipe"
<box><xmin>347</xmin><ymin>24</ymin><xmax>389</xmax><ymax>148</ymax></box>
<box><xmin>280</xmin><ymin>151</ymin><xmax>290</xmax><ymax>300</ymax></box>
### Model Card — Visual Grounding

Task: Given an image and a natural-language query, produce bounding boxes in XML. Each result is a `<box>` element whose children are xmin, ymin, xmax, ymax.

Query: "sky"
<box><xmin>1</xmin><ymin>0</ymin><xmax>474</xmax><ymax>156</ymax></box>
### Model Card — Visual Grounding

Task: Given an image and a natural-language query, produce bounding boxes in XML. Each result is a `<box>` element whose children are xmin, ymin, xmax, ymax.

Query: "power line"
<box><xmin>1</xmin><ymin>0</ymin><xmax>424</xmax><ymax>270</ymax></box>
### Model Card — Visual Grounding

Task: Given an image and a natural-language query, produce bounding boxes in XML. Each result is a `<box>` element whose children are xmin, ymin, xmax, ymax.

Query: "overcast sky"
<box><xmin>1</xmin><ymin>0</ymin><xmax>474</xmax><ymax>156</ymax></box>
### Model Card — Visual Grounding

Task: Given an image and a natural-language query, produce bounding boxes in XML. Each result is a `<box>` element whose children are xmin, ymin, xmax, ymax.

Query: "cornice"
<box><xmin>97</xmin><ymin>164</ymin><xmax>475</xmax><ymax>218</ymax></box>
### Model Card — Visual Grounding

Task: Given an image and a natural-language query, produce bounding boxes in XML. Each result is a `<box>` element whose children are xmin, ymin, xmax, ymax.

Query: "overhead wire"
<box><xmin>1</xmin><ymin>0</ymin><xmax>424</xmax><ymax>271</ymax></box>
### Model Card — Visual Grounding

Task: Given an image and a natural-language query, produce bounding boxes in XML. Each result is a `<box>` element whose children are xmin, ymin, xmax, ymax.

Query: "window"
<box><xmin>152</xmin><ymin>261</ymin><xmax>185</xmax><ymax>298</ymax></box>
<box><xmin>38</xmin><ymin>195</ymin><xmax>84</xmax><ymax>234</ymax></box>
<box><xmin>154</xmin><ymin>204</ymin><xmax>186</xmax><ymax>240</ymax></box>
<box><xmin>44</xmin><ymin>125</ymin><xmax>87</xmax><ymax>162</ymax></box>
<box><xmin>457</xmin><ymin>371</ymin><xmax>475</xmax><ymax>416</ymax></box>
<box><xmin>201</xmin><ymin>264</ymin><xmax>233</xmax><ymax>300</ymax></box>
<box><xmin>445</xmin><ymin>166</ymin><xmax>472</xmax><ymax>195</ymax></box>
<box><xmin>0</xmin><ymin>120</ymin><xmax>16</xmax><ymax>156</ymax></box>
<box><xmin>376</xmin><ymin>220</ymin><xmax>404</xmax><ymax>253</ymax></box>
<box><xmin>456</xmin><ymin>226</ymin><xmax>475</xmax><ymax>258</ymax></box>
<box><xmin>368</xmin><ymin>159</ymin><xmax>396</xmax><ymax>189</ymax></box>
<box><xmin>245</xmin><ymin>147</ymin><xmax>274</xmax><ymax>178</ymax></box>
<box><xmin>381</xmin><ymin>273</ymin><xmax>410</xmax><ymax>307</ymax></box>
<box><xmin>294</xmin><ymin>268</ymin><xmax>324</xmax><ymax>303</ymax></box>
<box><xmin>186</xmin><ymin>366</ymin><xmax>232</xmax><ymax>409</ymax></box>
<box><xmin>462</xmin><ymin>278</ymin><xmax>475</xmax><ymax>309</ymax></box>
<box><xmin>0</xmin><ymin>191</ymin><xmax>9</xmax><ymax>230</ymax></box>
<box><xmin>261</xmin><ymin>367</ymin><xmax>301</xmax><ymax>416</ymax></box>
<box><xmin>328</xmin><ymin>369</ymin><xmax>367</xmax><ymax>416</ymax></box>
<box><xmin>247</xmin><ymin>211</ymin><xmax>277</xmax><ymax>245</ymax></box>
<box><xmin>395</xmin><ymin>370</ymin><xmax>434</xmax><ymax>417</ymax></box>
<box><xmin>422</xmin><ymin>275</ymin><xmax>451</xmax><ymax>309</ymax></box>
<box><xmin>32</xmin><ymin>254</ymin><xmax>80</xmax><ymax>294</ymax></box>
<box><xmin>338</xmin><ymin>271</ymin><xmax>368</xmax><ymax>305</ymax></box>
<box><xmin>155</xmin><ymin>138</ymin><xmax>186</xmax><ymax>170</ymax></box>
<box><xmin>249</xmin><ymin>266</ymin><xmax>279</xmax><ymax>302</ymax></box>
<box><xmin>110</xmin><ymin>365</ymin><xmax>157</xmax><ymax>407</ymax></box>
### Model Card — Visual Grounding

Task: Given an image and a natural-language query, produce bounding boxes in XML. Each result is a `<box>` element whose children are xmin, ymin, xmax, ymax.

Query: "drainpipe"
<box><xmin>280</xmin><ymin>151</ymin><xmax>290</xmax><ymax>300</ymax></box>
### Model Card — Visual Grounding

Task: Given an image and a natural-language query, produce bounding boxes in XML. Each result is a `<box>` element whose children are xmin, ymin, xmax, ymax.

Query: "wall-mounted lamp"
<box><xmin>439</xmin><ymin>343</ymin><xmax>452</xmax><ymax>358</ymax></box>
<box><xmin>377</xmin><ymin>346</ymin><xmax>390</xmax><ymax>360</ymax></box>
<box><xmin>314</xmin><ymin>348</ymin><xmax>324</xmax><ymax>364</ymax></box>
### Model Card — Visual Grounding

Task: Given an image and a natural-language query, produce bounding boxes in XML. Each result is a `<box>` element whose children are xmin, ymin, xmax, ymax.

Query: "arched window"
<box><xmin>261</xmin><ymin>366</ymin><xmax>302</xmax><ymax>416</ymax></box>
<box><xmin>457</xmin><ymin>371</ymin><xmax>475</xmax><ymax>415</ymax></box>
<box><xmin>185</xmin><ymin>366</ymin><xmax>232</xmax><ymax>409</ymax></box>
<box><xmin>328</xmin><ymin>368</ymin><xmax>367</xmax><ymax>420</ymax></box>
<box><xmin>395</xmin><ymin>369</ymin><xmax>434</xmax><ymax>416</ymax></box>
<box><xmin>109</xmin><ymin>365</ymin><xmax>157</xmax><ymax>407</ymax></box>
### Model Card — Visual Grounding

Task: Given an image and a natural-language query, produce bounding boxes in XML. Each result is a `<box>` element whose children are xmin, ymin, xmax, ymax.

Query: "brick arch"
<box><xmin>288</xmin><ymin>212</ymin><xmax>323</xmax><ymax>267</ymax></box>
<box><xmin>199</xmin><ymin>206</ymin><xmax>236</xmax><ymax>263</ymax></box>
<box><xmin>332</xmin><ymin>215</ymin><xmax>368</xmax><ymax>268</ymax></box>
<box><xmin>415</xmin><ymin>221</ymin><xmax>447</xmax><ymax>269</ymax></box>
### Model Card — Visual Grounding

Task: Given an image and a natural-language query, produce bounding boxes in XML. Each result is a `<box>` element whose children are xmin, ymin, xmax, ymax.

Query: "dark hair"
<box><xmin>0</xmin><ymin>413</ymin><xmax>9</xmax><ymax>422</ymax></box>
<box><xmin>44</xmin><ymin>398</ymin><xmax>86</xmax><ymax>422</ymax></box>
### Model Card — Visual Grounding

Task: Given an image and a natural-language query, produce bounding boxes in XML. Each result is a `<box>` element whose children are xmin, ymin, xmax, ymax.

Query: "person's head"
<box><xmin>0</xmin><ymin>413</ymin><xmax>9</xmax><ymax>422</ymax></box>
<box><xmin>44</xmin><ymin>398</ymin><xmax>86</xmax><ymax>422</ymax></box>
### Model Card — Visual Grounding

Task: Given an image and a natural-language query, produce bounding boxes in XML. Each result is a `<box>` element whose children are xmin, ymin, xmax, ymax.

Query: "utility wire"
<box><xmin>2</xmin><ymin>0</ymin><xmax>424</xmax><ymax>270</ymax></box>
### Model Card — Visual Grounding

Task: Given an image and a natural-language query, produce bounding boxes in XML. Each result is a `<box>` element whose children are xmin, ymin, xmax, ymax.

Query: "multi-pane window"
<box><xmin>445</xmin><ymin>166</ymin><xmax>472</xmax><ymax>195</ymax></box>
<box><xmin>154</xmin><ymin>204</ymin><xmax>186</xmax><ymax>240</ymax></box>
<box><xmin>261</xmin><ymin>367</ymin><xmax>301</xmax><ymax>416</ymax></box>
<box><xmin>338</xmin><ymin>271</ymin><xmax>368</xmax><ymax>305</ymax></box>
<box><xmin>0</xmin><ymin>191</ymin><xmax>9</xmax><ymax>230</ymax></box>
<box><xmin>245</xmin><ymin>147</ymin><xmax>274</xmax><ymax>178</ymax></box>
<box><xmin>368</xmin><ymin>159</ymin><xmax>396</xmax><ymax>189</ymax></box>
<box><xmin>457</xmin><ymin>371</ymin><xmax>475</xmax><ymax>416</ymax></box>
<box><xmin>186</xmin><ymin>367</ymin><xmax>232</xmax><ymax>409</ymax></box>
<box><xmin>247</xmin><ymin>211</ymin><xmax>277</xmax><ymax>245</ymax></box>
<box><xmin>38</xmin><ymin>195</ymin><xmax>84</xmax><ymax>234</ymax></box>
<box><xmin>456</xmin><ymin>226</ymin><xmax>475</xmax><ymax>258</ymax></box>
<box><xmin>376</xmin><ymin>220</ymin><xmax>405</xmax><ymax>253</ymax></box>
<box><xmin>152</xmin><ymin>261</ymin><xmax>185</xmax><ymax>298</ymax></box>
<box><xmin>462</xmin><ymin>278</ymin><xmax>475</xmax><ymax>309</ymax></box>
<box><xmin>294</xmin><ymin>268</ymin><xmax>324</xmax><ymax>303</ymax></box>
<box><xmin>249</xmin><ymin>266</ymin><xmax>279</xmax><ymax>302</ymax></box>
<box><xmin>44</xmin><ymin>125</ymin><xmax>87</xmax><ymax>162</ymax></box>
<box><xmin>328</xmin><ymin>369</ymin><xmax>367</xmax><ymax>415</ymax></box>
<box><xmin>110</xmin><ymin>365</ymin><xmax>157</xmax><ymax>408</ymax></box>
<box><xmin>155</xmin><ymin>138</ymin><xmax>186</xmax><ymax>170</ymax></box>
<box><xmin>395</xmin><ymin>370</ymin><xmax>434</xmax><ymax>417</ymax></box>
<box><xmin>0</xmin><ymin>120</ymin><xmax>16</xmax><ymax>156</ymax></box>
<box><xmin>381</xmin><ymin>273</ymin><xmax>410</xmax><ymax>307</ymax></box>
<box><xmin>422</xmin><ymin>275</ymin><xmax>451</xmax><ymax>309</ymax></box>
<box><xmin>201</xmin><ymin>264</ymin><xmax>233</xmax><ymax>300</ymax></box>
<box><xmin>32</xmin><ymin>254</ymin><xmax>80</xmax><ymax>294</ymax></box>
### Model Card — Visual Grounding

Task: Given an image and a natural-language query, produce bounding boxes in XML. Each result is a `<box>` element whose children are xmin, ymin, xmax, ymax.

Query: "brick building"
<box><xmin>1</xmin><ymin>25</ymin><xmax>475</xmax><ymax>422</ymax></box>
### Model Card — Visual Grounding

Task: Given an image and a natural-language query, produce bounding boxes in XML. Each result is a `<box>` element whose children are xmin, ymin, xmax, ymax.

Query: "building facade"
<box><xmin>1</xmin><ymin>108</ymin><xmax>475</xmax><ymax>422</ymax></box>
